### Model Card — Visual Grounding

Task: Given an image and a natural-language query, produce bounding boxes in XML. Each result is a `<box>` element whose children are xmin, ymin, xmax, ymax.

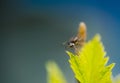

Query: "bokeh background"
<box><xmin>1</xmin><ymin>0</ymin><xmax>120</xmax><ymax>83</ymax></box>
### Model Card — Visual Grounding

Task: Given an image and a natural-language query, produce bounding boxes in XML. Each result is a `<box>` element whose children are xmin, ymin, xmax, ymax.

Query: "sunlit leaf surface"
<box><xmin>67</xmin><ymin>34</ymin><xmax>115</xmax><ymax>83</ymax></box>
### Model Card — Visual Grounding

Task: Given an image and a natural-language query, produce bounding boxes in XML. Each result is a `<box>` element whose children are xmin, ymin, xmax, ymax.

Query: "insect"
<box><xmin>65</xmin><ymin>22</ymin><xmax>87</xmax><ymax>53</ymax></box>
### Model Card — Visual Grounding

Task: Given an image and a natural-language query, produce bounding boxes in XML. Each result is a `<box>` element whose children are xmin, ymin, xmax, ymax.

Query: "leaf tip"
<box><xmin>94</xmin><ymin>34</ymin><xmax>101</xmax><ymax>41</ymax></box>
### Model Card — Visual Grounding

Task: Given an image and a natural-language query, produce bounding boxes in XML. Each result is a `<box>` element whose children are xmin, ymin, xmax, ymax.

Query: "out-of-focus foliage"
<box><xmin>66</xmin><ymin>34</ymin><xmax>115</xmax><ymax>83</ymax></box>
<box><xmin>113</xmin><ymin>74</ymin><xmax>120</xmax><ymax>83</ymax></box>
<box><xmin>46</xmin><ymin>61</ymin><xmax>67</xmax><ymax>83</ymax></box>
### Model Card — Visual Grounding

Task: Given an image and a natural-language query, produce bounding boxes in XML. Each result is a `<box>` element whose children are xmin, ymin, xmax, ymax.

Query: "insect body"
<box><xmin>66</xmin><ymin>22</ymin><xmax>87</xmax><ymax>52</ymax></box>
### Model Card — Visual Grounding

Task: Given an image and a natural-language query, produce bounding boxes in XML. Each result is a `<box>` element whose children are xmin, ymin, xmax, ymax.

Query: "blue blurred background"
<box><xmin>1</xmin><ymin>0</ymin><xmax>120</xmax><ymax>83</ymax></box>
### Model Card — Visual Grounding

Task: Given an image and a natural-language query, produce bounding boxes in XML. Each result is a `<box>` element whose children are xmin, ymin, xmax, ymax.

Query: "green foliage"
<box><xmin>46</xmin><ymin>34</ymin><xmax>116</xmax><ymax>83</ymax></box>
<box><xmin>46</xmin><ymin>61</ymin><xmax>67</xmax><ymax>83</ymax></box>
<box><xmin>66</xmin><ymin>34</ymin><xmax>115</xmax><ymax>83</ymax></box>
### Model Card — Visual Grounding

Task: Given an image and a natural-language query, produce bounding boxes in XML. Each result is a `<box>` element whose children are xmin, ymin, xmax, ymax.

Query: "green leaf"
<box><xmin>46</xmin><ymin>61</ymin><xmax>67</xmax><ymax>83</ymax></box>
<box><xmin>66</xmin><ymin>34</ymin><xmax>115</xmax><ymax>83</ymax></box>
